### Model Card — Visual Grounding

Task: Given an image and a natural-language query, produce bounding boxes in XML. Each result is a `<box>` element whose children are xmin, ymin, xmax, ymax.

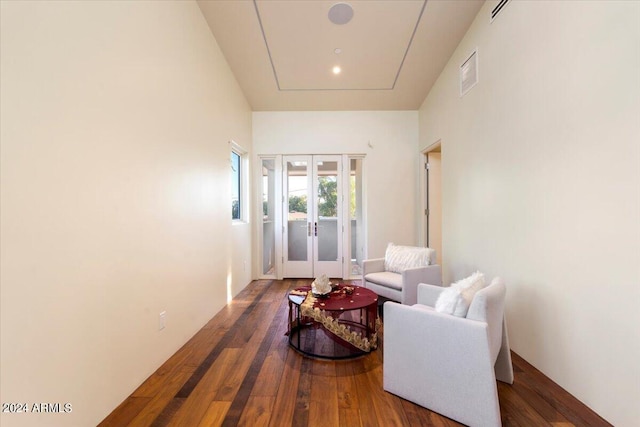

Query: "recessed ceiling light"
<box><xmin>332</xmin><ymin>66</ymin><xmax>341</xmax><ymax>75</ymax></box>
<box><xmin>334</xmin><ymin>48</ymin><xmax>342</xmax><ymax>54</ymax></box>
<box><xmin>328</xmin><ymin>3</ymin><xmax>354</xmax><ymax>25</ymax></box>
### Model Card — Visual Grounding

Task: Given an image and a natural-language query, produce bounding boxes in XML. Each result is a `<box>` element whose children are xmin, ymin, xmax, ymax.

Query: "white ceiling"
<box><xmin>197</xmin><ymin>0</ymin><xmax>485</xmax><ymax>111</ymax></box>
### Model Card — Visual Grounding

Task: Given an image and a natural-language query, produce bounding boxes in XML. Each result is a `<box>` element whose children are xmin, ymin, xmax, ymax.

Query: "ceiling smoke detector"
<box><xmin>328</xmin><ymin>3</ymin><xmax>354</xmax><ymax>25</ymax></box>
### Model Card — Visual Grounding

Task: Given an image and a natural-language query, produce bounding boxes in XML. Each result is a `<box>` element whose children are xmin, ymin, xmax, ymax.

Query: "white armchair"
<box><xmin>383</xmin><ymin>278</ymin><xmax>514</xmax><ymax>427</ymax></box>
<box><xmin>362</xmin><ymin>244</ymin><xmax>442</xmax><ymax>305</ymax></box>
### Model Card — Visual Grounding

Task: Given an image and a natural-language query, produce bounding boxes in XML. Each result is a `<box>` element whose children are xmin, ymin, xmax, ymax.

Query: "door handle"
<box><xmin>314</xmin><ymin>222</ymin><xmax>318</xmax><ymax>237</ymax></box>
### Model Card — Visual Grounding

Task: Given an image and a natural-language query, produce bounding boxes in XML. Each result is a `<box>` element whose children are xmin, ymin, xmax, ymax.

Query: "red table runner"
<box><xmin>293</xmin><ymin>284</ymin><xmax>378</xmax><ymax>311</ymax></box>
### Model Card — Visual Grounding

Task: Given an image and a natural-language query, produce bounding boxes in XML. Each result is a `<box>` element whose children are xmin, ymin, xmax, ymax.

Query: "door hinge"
<box><xmin>283</xmin><ymin>226</ymin><xmax>285</xmax><ymax>233</ymax></box>
<box><xmin>425</xmin><ymin>209</ymin><xmax>429</xmax><ymax>216</ymax></box>
<box><xmin>425</xmin><ymin>162</ymin><xmax>430</xmax><ymax>170</ymax></box>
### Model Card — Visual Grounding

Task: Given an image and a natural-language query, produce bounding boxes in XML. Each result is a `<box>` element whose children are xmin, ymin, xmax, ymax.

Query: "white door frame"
<box><xmin>282</xmin><ymin>155</ymin><xmax>315</xmax><ymax>278</ymax></box>
<box><xmin>312</xmin><ymin>155</ymin><xmax>343</xmax><ymax>278</ymax></box>
<box><xmin>255</xmin><ymin>154</ymin><xmax>366</xmax><ymax>280</ymax></box>
<box><xmin>420</xmin><ymin>140</ymin><xmax>442</xmax><ymax>262</ymax></box>
<box><xmin>342</xmin><ymin>154</ymin><xmax>366</xmax><ymax>279</ymax></box>
<box><xmin>254</xmin><ymin>155</ymin><xmax>282</xmax><ymax>279</ymax></box>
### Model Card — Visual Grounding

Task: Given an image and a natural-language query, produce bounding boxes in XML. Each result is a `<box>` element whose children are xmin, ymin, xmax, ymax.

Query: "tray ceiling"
<box><xmin>197</xmin><ymin>0</ymin><xmax>484</xmax><ymax>111</ymax></box>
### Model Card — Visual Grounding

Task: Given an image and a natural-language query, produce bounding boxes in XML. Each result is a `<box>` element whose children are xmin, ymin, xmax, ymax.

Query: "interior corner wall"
<box><xmin>252</xmin><ymin>111</ymin><xmax>420</xmax><ymax>260</ymax></box>
<box><xmin>418</xmin><ymin>1</ymin><xmax>640</xmax><ymax>426</ymax></box>
<box><xmin>0</xmin><ymin>2</ymin><xmax>252</xmax><ymax>426</ymax></box>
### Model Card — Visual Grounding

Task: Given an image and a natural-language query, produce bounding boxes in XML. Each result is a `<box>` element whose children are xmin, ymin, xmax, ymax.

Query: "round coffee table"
<box><xmin>287</xmin><ymin>284</ymin><xmax>379</xmax><ymax>359</ymax></box>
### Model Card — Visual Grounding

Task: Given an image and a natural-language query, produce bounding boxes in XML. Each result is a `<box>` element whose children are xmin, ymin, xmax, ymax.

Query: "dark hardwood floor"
<box><xmin>100</xmin><ymin>279</ymin><xmax>611</xmax><ymax>426</ymax></box>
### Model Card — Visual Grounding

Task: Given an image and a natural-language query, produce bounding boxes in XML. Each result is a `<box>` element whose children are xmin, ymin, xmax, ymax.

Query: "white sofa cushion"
<box><xmin>435</xmin><ymin>271</ymin><xmax>486</xmax><ymax>317</ymax></box>
<box><xmin>364</xmin><ymin>271</ymin><xmax>403</xmax><ymax>290</ymax></box>
<box><xmin>384</xmin><ymin>243</ymin><xmax>434</xmax><ymax>274</ymax></box>
<box><xmin>411</xmin><ymin>304</ymin><xmax>435</xmax><ymax>312</ymax></box>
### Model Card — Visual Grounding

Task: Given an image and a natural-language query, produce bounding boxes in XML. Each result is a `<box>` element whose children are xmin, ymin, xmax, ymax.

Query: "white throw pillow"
<box><xmin>384</xmin><ymin>243</ymin><xmax>433</xmax><ymax>273</ymax></box>
<box><xmin>435</xmin><ymin>271</ymin><xmax>486</xmax><ymax>317</ymax></box>
<box><xmin>434</xmin><ymin>287</ymin><xmax>467</xmax><ymax>316</ymax></box>
<box><xmin>457</xmin><ymin>271</ymin><xmax>486</xmax><ymax>308</ymax></box>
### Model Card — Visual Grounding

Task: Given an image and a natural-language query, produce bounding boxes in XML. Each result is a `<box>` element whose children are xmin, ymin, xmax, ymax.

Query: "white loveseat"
<box><xmin>362</xmin><ymin>244</ymin><xmax>442</xmax><ymax>305</ymax></box>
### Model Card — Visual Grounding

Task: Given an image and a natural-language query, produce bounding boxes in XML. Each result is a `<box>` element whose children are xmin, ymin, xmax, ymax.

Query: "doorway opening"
<box><xmin>257</xmin><ymin>154</ymin><xmax>365</xmax><ymax>280</ymax></box>
<box><xmin>423</xmin><ymin>142</ymin><xmax>442</xmax><ymax>265</ymax></box>
<box><xmin>283</xmin><ymin>155</ymin><xmax>343</xmax><ymax>278</ymax></box>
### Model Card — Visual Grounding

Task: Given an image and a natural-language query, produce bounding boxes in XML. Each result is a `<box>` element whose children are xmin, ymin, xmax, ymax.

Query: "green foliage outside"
<box><xmin>349</xmin><ymin>176</ymin><xmax>356</xmax><ymax>219</ymax></box>
<box><xmin>285</xmin><ymin>176</ymin><xmax>357</xmax><ymax>218</ymax></box>
<box><xmin>288</xmin><ymin>195</ymin><xmax>307</xmax><ymax>214</ymax></box>
<box><xmin>317</xmin><ymin>177</ymin><xmax>337</xmax><ymax>217</ymax></box>
<box><xmin>232</xmin><ymin>199</ymin><xmax>240</xmax><ymax>220</ymax></box>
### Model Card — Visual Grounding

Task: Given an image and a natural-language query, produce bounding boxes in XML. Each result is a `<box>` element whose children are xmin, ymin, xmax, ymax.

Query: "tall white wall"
<box><xmin>418</xmin><ymin>1</ymin><xmax>640</xmax><ymax>426</ymax></box>
<box><xmin>253</xmin><ymin>111</ymin><xmax>419</xmax><ymax>260</ymax></box>
<box><xmin>0</xmin><ymin>2</ymin><xmax>252</xmax><ymax>426</ymax></box>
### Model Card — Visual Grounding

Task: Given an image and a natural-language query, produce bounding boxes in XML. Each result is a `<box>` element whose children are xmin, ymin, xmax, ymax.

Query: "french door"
<box><xmin>283</xmin><ymin>155</ymin><xmax>343</xmax><ymax>278</ymax></box>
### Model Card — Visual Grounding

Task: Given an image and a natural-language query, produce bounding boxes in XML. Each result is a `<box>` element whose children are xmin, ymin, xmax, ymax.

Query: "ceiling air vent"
<box><xmin>460</xmin><ymin>48</ymin><xmax>478</xmax><ymax>97</ymax></box>
<box><xmin>491</xmin><ymin>0</ymin><xmax>511</xmax><ymax>22</ymax></box>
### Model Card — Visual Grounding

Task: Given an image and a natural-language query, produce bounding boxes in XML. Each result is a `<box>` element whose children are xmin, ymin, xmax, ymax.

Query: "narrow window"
<box><xmin>231</xmin><ymin>150</ymin><xmax>241</xmax><ymax>220</ymax></box>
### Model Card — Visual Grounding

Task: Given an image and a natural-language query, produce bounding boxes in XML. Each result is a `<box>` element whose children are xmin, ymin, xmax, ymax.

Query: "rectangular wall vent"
<box><xmin>491</xmin><ymin>0</ymin><xmax>511</xmax><ymax>22</ymax></box>
<box><xmin>460</xmin><ymin>49</ymin><xmax>478</xmax><ymax>97</ymax></box>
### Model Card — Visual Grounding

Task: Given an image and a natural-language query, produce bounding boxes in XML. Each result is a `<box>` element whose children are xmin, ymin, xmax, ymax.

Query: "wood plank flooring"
<box><xmin>100</xmin><ymin>279</ymin><xmax>611</xmax><ymax>427</ymax></box>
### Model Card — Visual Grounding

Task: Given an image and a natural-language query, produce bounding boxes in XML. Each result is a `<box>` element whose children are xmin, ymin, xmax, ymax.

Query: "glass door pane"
<box><xmin>262</xmin><ymin>159</ymin><xmax>276</xmax><ymax>275</ymax></box>
<box><xmin>316</xmin><ymin>160</ymin><xmax>339</xmax><ymax>262</ymax></box>
<box><xmin>286</xmin><ymin>159</ymin><xmax>309</xmax><ymax>262</ymax></box>
<box><xmin>349</xmin><ymin>158</ymin><xmax>364</xmax><ymax>276</ymax></box>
